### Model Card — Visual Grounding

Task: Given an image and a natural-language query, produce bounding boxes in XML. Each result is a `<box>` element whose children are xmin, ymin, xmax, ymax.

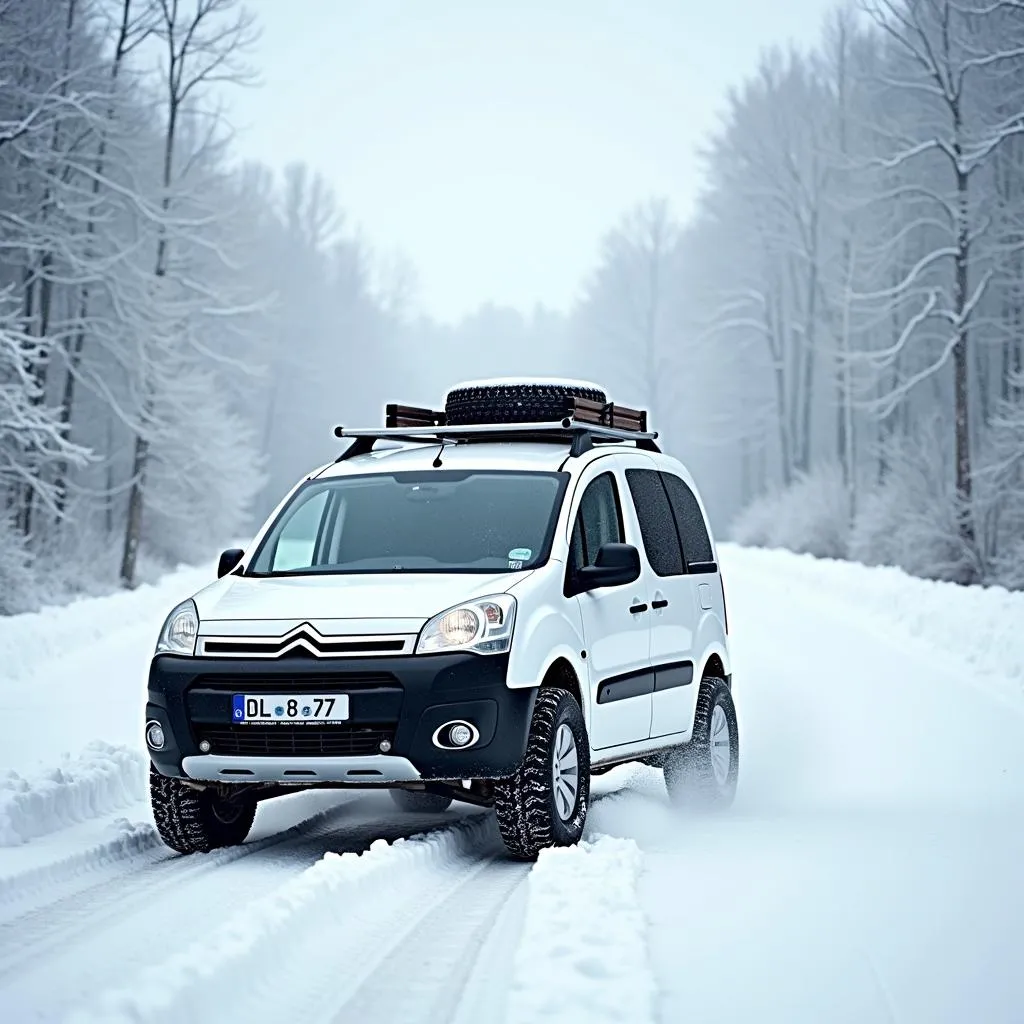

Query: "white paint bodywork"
<box><xmin>178</xmin><ymin>436</ymin><xmax>731</xmax><ymax>761</ymax></box>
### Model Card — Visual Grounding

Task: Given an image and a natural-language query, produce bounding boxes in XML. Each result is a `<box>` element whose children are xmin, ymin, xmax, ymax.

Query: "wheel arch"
<box><xmin>702</xmin><ymin>652</ymin><xmax>727</xmax><ymax>684</ymax></box>
<box><xmin>540</xmin><ymin>656</ymin><xmax>584</xmax><ymax>711</ymax></box>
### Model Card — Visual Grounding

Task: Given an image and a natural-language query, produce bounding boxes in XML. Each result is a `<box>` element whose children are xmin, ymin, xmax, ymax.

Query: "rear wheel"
<box><xmin>494</xmin><ymin>687</ymin><xmax>590</xmax><ymax>860</ymax></box>
<box><xmin>150</xmin><ymin>766</ymin><xmax>257</xmax><ymax>854</ymax></box>
<box><xmin>663</xmin><ymin>676</ymin><xmax>739</xmax><ymax>810</ymax></box>
<box><xmin>388</xmin><ymin>789</ymin><xmax>453</xmax><ymax>814</ymax></box>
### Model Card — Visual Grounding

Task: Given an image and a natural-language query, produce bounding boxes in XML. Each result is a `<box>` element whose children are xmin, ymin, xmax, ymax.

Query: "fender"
<box><xmin>695</xmin><ymin>611</ymin><xmax>731</xmax><ymax>680</ymax></box>
<box><xmin>504</xmin><ymin>563</ymin><xmax>590</xmax><ymax>725</ymax></box>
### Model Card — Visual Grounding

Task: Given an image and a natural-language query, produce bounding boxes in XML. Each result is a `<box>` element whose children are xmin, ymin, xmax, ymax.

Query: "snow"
<box><xmin>506</xmin><ymin>835</ymin><xmax>656</xmax><ymax>1024</ymax></box>
<box><xmin>720</xmin><ymin>541</ymin><xmax>1024</xmax><ymax>706</ymax></box>
<box><xmin>0</xmin><ymin>563</ymin><xmax>214</xmax><ymax>845</ymax></box>
<box><xmin>1</xmin><ymin>544</ymin><xmax>1023</xmax><ymax>1022</ymax></box>
<box><xmin>0</xmin><ymin>743</ymin><xmax>149</xmax><ymax>847</ymax></box>
<box><xmin>67</xmin><ymin>810</ymin><xmax>498</xmax><ymax>1024</ymax></box>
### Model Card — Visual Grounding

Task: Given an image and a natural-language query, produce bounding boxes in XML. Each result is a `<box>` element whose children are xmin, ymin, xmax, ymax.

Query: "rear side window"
<box><xmin>625</xmin><ymin>469</ymin><xmax>684</xmax><ymax>576</ymax></box>
<box><xmin>661</xmin><ymin>473</ymin><xmax>715</xmax><ymax>567</ymax></box>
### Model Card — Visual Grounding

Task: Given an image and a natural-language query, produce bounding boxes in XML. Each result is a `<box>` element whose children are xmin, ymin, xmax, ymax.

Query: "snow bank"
<box><xmin>721</xmin><ymin>543</ymin><xmax>1024</xmax><ymax>702</ymax></box>
<box><xmin>0</xmin><ymin>743</ymin><xmax>148</xmax><ymax>847</ymax></box>
<box><xmin>68</xmin><ymin>813</ymin><xmax>496</xmax><ymax>1024</ymax></box>
<box><xmin>506</xmin><ymin>835</ymin><xmax>657</xmax><ymax>1024</ymax></box>
<box><xmin>0</xmin><ymin>562</ymin><xmax>213</xmax><ymax>844</ymax></box>
<box><xmin>0</xmin><ymin>563</ymin><xmax>211</xmax><ymax>684</ymax></box>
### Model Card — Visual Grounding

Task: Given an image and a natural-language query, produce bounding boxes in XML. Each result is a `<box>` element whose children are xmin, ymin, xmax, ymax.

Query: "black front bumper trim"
<box><xmin>147</xmin><ymin>652</ymin><xmax>536</xmax><ymax>782</ymax></box>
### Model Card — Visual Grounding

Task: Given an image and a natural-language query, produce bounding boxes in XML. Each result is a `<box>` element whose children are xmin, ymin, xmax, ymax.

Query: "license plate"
<box><xmin>232</xmin><ymin>694</ymin><xmax>349</xmax><ymax>724</ymax></box>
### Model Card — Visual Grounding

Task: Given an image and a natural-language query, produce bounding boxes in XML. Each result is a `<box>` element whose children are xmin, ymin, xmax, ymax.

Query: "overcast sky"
<box><xmin>224</xmin><ymin>0</ymin><xmax>840</xmax><ymax>323</ymax></box>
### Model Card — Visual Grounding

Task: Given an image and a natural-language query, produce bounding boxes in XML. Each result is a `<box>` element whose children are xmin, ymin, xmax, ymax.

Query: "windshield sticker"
<box><xmin>507</xmin><ymin>547</ymin><xmax>532</xmax><ymax>570</ymax></box>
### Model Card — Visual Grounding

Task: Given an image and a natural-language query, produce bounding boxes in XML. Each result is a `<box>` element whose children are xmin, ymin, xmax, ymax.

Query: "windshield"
<box><xmin>247</xmin><ymin>470</ymin><xmax>568</xmax><ymax>576</ymax></box>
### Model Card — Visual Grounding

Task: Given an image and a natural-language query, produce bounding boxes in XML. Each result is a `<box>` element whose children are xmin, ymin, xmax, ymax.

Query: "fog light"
<box><xmin>199</xmin><ymin>739</ymin><xmax>211</xmax><ymax>753</ymax></box>
<box><xmin>379</xmin><ymin>739</ymin><xmax>392</xmax><ymax>753</ymax></box>
<box><xmin>146</xmin><ymin>721</ymin><xmax>166</xmax><ymax>750</ymax></box>
<box><xmin>431</xmin><ymin>719</ymin><xmax>480</xmax><ymax>750</ymax></box>
<box><xmin>448</xmin><ymin>724</ymin><xmax>473</xmax><ymax>747</ymax></box>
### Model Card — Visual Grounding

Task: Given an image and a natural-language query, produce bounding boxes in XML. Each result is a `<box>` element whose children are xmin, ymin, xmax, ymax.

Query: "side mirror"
<box><xmin>577</xmin><ymin>543</ymin><xmax>641</xmax><ymax>592</ymax></box>
<box><xmin>217</xmin><ymin>548</ymin><xmax>245</xmax><ymax>578</ymax></box>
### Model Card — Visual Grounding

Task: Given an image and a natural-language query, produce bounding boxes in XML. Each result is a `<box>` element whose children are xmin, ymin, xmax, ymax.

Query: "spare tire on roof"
<box><xmin>443</xmin><ymin>379</ymin><xmax>607</xmax><ymax>426</ymax></box>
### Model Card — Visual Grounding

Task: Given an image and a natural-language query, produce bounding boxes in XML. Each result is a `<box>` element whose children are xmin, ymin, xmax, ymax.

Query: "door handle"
<box><xmin>629</xmin><ymin>602</ymin><xmax>649</xmax><ymax>614</ymax></box>
<box><xmin>652</xmin><ymin>599</ymin><xmax>669</xmax><ymax>609</ymax></box>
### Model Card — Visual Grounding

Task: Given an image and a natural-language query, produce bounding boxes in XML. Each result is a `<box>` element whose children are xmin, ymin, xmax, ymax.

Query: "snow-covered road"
<box><xmin>2</xmin><ymin>545</ymin><xmax>1023</xmax><ymax>1023</ymax></box>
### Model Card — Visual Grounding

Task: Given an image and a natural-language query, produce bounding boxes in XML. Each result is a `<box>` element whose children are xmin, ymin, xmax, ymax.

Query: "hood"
<box><xmin>192</xmin><ymin>569</ymin><xmax>532</xmax><ymax>633</ymax></box>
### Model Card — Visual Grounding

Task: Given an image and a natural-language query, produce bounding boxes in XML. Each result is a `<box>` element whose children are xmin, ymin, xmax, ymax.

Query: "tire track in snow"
<box><xmin>0</xmin><ymin>801</ymin><xmax>470</xmax><ymax>1022</ymax></box>
<box><xmin>68</xmin><ymin>812</ymin><xmax>500</xmax><ymax>1024</ymax></box>
<box><xmin>228</xmin><ymin>790</ymin><xmax>641</xmax><ymax>1024</ymax></box>
<box><xmin>0</xmin><ymin>817</ymin><xmax>164</xmax><ymax>916</ymax></box>
<box><xmin>327</xmin><ymin>857</ymin><xmax>531</xmax><ymax>1024</ymax></box>
<box><xmin>0</xmin><ymin>797</ymin><xmax>357</xmax><ymax>929</ymax></box>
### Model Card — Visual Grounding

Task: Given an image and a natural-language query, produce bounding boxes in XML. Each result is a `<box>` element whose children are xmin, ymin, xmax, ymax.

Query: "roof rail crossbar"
<box><xmin>332</xmin><ymin>416</ymin><xmax>660</xmax><ymax>459</ymax></box>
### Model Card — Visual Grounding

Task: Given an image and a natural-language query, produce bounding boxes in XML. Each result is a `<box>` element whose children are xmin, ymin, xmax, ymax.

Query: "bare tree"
<box><xmin>119</xmin><ymin>0</ymin><xmax>257</xmax><ymax>586</ymax></box>
<box><xmin>860</xmin><ymin>0</ymin><xmax>1024</xmax><ymax>553</ymax></box>
<box><xmin>577</xmin><ymin>198</ymin><xmax>680</xmax><ymax>418</ymax></box>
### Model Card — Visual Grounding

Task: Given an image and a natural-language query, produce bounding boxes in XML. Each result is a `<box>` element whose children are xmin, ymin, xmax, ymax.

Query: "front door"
<box><xmin>567</xmin><ymin>461</ymin><xmax>652</xmax><ymax>749</ymax></box>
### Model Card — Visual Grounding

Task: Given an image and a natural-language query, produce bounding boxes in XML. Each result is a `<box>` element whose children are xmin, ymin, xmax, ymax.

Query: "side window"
<box><xmin>567</xmin><ymin>472</ymin><xmax>623</xmax><ymax>583</ymax></box>
<box><xmin>624</xmin><ymin>468</ymin><xmax>684</xmax><ymax>576</ymax></box>
<box><xmin>661</xmin><ymin>473</ymin><xmax>714</xmax><ymax>568</ymax></box>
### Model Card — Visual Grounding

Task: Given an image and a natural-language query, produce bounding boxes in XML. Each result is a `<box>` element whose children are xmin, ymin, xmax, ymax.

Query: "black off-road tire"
<box><xmin>494</xmin><ymin>687</ymin><xmax>590</xmax><ymax>861</ymax></box>
<box><xmin>388</xmin><ymin>789</ymin><xmax>453</xmax><ymax>814</ymax></box>
<box><xmin>663</xmin><ymin>676</ymin><xmax>739</xmax><ymax>810</ymax></box>
<box><xmin>444</xmin><ymin>381</ymin><xmax>607</xmax><ymax>426</ymax></box>
<box><xmin>149</xmin><ymin>766</ymin><xmax>257</xmax><ymax>854</ymax></box>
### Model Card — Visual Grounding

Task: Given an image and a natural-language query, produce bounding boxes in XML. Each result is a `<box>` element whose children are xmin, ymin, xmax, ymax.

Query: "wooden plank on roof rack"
<box><xmin>569</xmin><ymin>397</ymin><xmax>648</xmax><ymax>432</ymax></box>
<box><xmin>385</xmin><ymin>404</ymin><xmax>447</xmax><ymax>428</ymax></box>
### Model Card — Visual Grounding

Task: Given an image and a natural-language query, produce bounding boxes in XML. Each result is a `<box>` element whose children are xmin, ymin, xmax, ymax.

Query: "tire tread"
<box><xmin>149</xmin><ymin>766</ymin><xmax>256</xmax><ymax>854</ymax></box>
<box><xmin>444</xmin><ymin>382</ymin><xmax>607</xmax><ymax>426</ymax></box>
<box><xmin>494</xmin><ymin>687</ymin><xmax>590</xmax><ymax>860</ymax></box>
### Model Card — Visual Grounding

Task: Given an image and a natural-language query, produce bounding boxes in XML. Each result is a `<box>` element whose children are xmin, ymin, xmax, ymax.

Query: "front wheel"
<box><xmin>150</xmin><ymin>766</ymin><xmax>257</xmax><ymax>854</ymax></box>
<box><xmin>494</xmin><ymin>687</ymin><xmax>590</xmax><ymax>861</ymax></box>
<box><xmin>663</xmin><ymin>676</ymin><xmax>739</xmax><ymax>810</ymax></box>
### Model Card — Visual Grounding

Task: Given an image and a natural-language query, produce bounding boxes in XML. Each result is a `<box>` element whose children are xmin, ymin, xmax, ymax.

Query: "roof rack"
<box><xmin>335</xmin><ymin>397</ymin><xmax>659</xmax><ymax>461</ymax></box>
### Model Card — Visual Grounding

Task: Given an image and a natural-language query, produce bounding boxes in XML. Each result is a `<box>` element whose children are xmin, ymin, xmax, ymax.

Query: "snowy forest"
<box><xmin>582</xmin><ymin>0</ymin><xmax>1024</xmax><ymax>592</ymax></box>
<box><xmin>3</xmin><ymin>0</ymin><xmax>1024</xmax><ymax>614</ymax></box>
<box><xmin>674</xmin><ymin>0</ymin><xmax>1024</xmax><ymax>589</ymax></box>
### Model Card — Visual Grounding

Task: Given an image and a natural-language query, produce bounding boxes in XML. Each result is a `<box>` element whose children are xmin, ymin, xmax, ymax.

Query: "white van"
<box><xmin>145</xmin><ymin>380</ymin><xmax>737</xmax><ymax>859</ymax></box>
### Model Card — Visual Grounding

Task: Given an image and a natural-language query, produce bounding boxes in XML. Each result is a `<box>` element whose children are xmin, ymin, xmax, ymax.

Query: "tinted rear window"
<box><xmin>625</xmin><ymin>468</ymin><xmax>684</xmax><ymax>576</ymax></box>
<box><xmin>662</xmin><ymin>472</ymin><xmax>714</xmax><ymax>566</ymax></box>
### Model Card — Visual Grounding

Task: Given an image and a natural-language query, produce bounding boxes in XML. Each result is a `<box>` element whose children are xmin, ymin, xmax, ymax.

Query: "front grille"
<box><xmin>195</xmin><ymin>725</ymin><xmax>394</xmax><ymax>757</ymax></box>
<box><xmin>200</xmin><ymin>635</ymin><xmax>407</xmax><ymax>657</ymax></box>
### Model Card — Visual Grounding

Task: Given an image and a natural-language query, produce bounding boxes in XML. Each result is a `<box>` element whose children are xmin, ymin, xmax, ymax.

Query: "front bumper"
<box><xmin>146</xmin><ymin>651</ymin><xmax>536</xmax><ymax>784</ymax></box>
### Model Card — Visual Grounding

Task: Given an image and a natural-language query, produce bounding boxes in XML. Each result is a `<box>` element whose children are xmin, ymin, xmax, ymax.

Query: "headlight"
<box><xmin>155</xmin><ymin>599</ymin><xmax>199</xmax><ymax>656</ymax></box>
<box><xmin>416</xmin><ymin>595</ymin><xmax>516</xmax><ymax>655</ymax></box>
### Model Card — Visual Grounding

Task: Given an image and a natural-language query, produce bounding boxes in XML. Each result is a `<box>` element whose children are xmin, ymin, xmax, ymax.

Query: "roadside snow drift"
<box><xmin>719</xmin><ymin>542</ymin><xmax>1024</xmax><ymax>705</ymax></box>
<box><xmin>0</xmin><ymin>563</ymin><xmax>212</xmax><ymax>846</ymax></box>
